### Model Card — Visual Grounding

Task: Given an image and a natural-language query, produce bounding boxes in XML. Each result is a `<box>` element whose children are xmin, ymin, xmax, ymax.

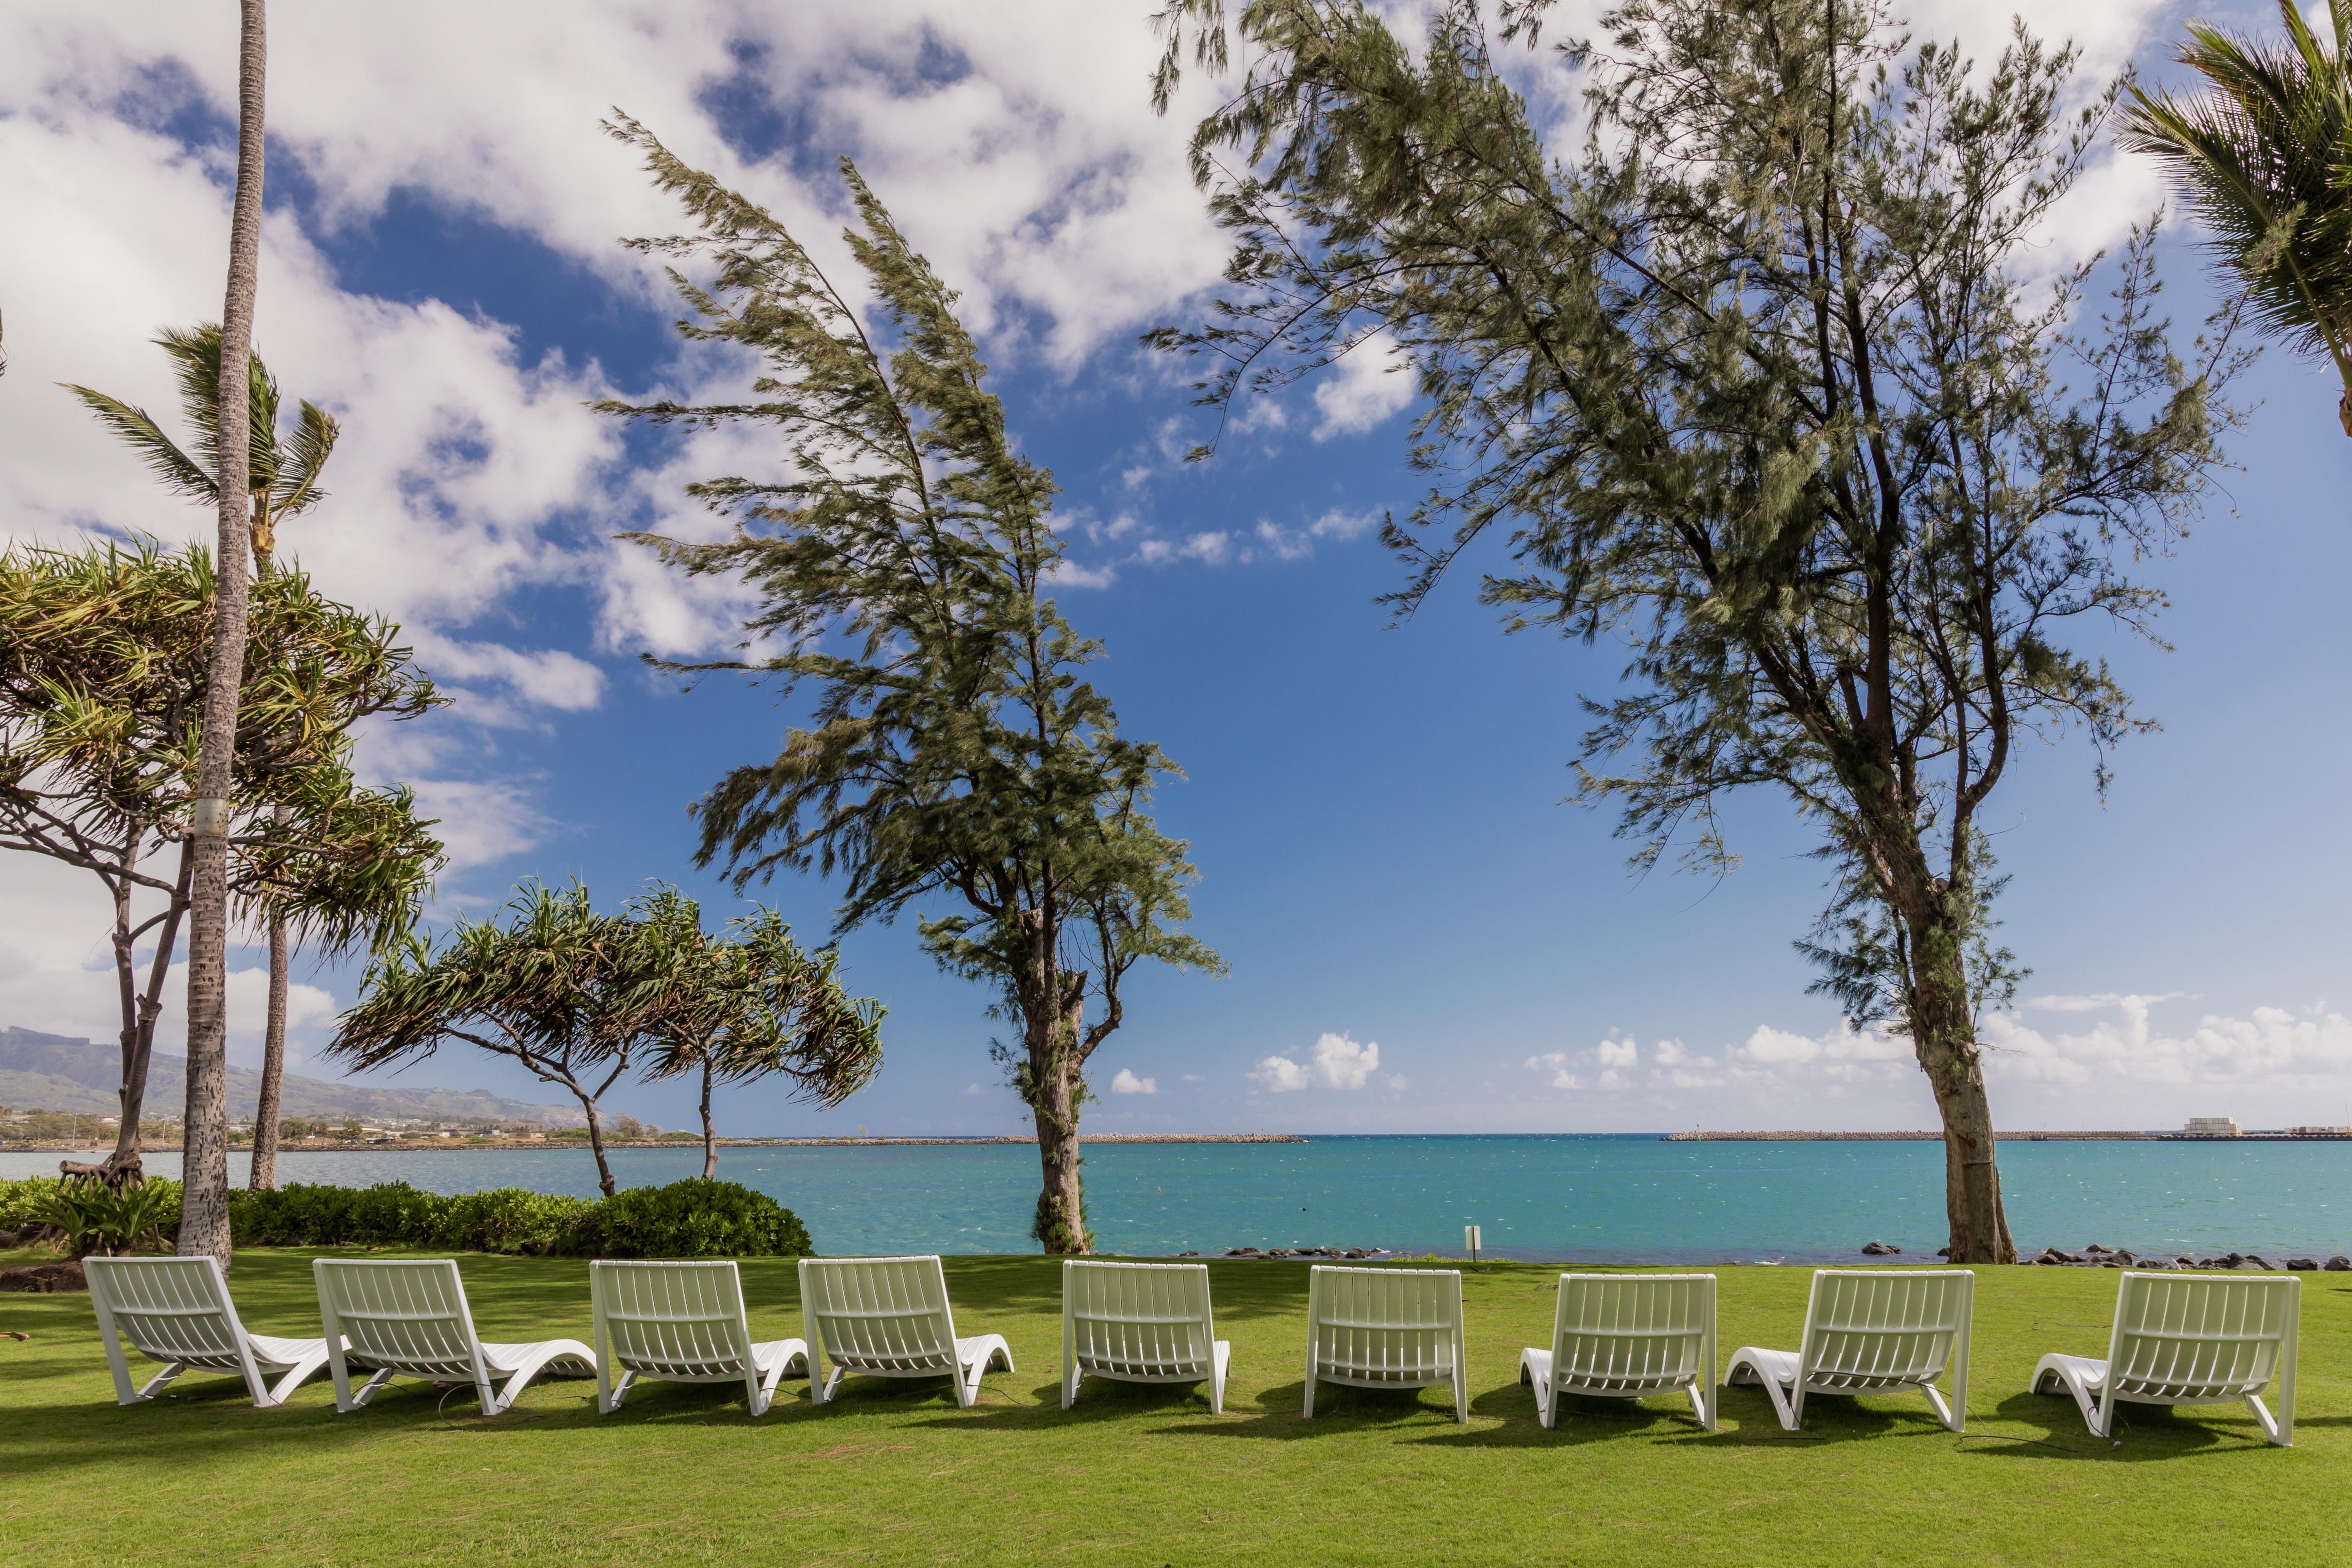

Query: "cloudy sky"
<box><xmin>3</xmin><ymin>0</ymin><xmax>2348</xmax><ymax>1138</ymax></box>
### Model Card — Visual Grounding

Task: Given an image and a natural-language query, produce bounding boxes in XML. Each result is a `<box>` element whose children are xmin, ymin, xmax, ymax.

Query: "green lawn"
<box><xmin>3</xmin><ymin>1248</ymin><xmax>2345</xmax><ymax>1565</ymax></box>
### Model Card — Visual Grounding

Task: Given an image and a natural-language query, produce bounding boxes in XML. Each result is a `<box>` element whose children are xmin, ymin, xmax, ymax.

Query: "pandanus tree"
<box><xmin>624</xmin><ymin>886</ymin><xmax>884</xmax><ymax>1178</ymax></box>
<box><xmin>2120</xmin><ymin>1</ymin><xmax>2352</xmax><ymax>436</ymax></box>
<box><xmin>331</xmin><ymin>884</ymin><xmax>641</xmax><ymax>1196</ymax></box>
<box><xmin>1151</xmin><ymin>0</ymin><xmax>2242</xmax><ymax>1261</ymax></box>
<box><xmin>599</xmin><ymin>116</ymin><xmax>1222</xmax><ymax>1253</ymax></box>
<box><xmin>0</xmin><ymin>539</ymin><xmax>444</xmax><ymax>1187</ymax></box>
<box><xmin>67</xmin><ymin>324</ymin><xmax>340</xmax><ymax>1191</ymax></box>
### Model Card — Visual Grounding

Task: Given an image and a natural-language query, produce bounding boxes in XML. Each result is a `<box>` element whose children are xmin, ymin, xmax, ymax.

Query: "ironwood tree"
<box><xmin>0</xmin><ymin>539</ymin><xmax>443</xmax><ymax>1187</ymax></box>
<box><xmin>1152</xmin><ymin>0</ymin><xmax>2243</xmax><ymax>1261</ymax></box>
<box><xmin>68</xmin><ymin>323</ymin><xmax>342</xmax><ymax>1193</ymax></box>
<box><xmin>600</xmin><ymin>115</ymin><xmax>1222</xmax><ymax>1253</ymax></box>
<box><xmin>626</xmin><ymin>885</ymin><xmax>885</xmax><ymax>1178</ymax></box>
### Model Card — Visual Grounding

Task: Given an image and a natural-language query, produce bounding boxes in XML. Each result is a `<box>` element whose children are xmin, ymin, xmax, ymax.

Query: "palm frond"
<box><xmin>59</xmin><ymin>385</ymin><xmax>216</xmax><ymax>501</ymax></box>
<box><xmin>272</xmin><ymin>399</ymin><xmax>340</xmax><ymax>517</ymax></box>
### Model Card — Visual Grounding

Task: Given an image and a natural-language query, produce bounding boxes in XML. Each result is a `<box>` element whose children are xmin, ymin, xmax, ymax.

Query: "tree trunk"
<box><xmin>699</xmin><ymin>1054</ymin><xmax>718</xmax><ymax>1180</ymax></box>
<box><xmin>1025</xmin><ymin>972</ymin><xmax>1090</xmax><ymax>1255</ymax></box>
<box><xmin>1907</xmin><ymin>915</ymin><xmax>2016</xmax><ymax>1264</ymax></box>
<box><xmin>248</xmin><ymin>892</ymin><xmax>289</xmax><ymax>1191</ymax></box>
<box><xmin>91</xmin><ymin>840</ymin><xmax>195</xmax><ymax>1189</ymax></box>
<box><xmin>581</xmin><ymin>1100</ymin><xmax>618</xmax><ymax>1198</ymax></box>
<box><xmin>178</xmin><ymin>0</ymin><xmax>268</xmax><ymax>1268</ymax></box>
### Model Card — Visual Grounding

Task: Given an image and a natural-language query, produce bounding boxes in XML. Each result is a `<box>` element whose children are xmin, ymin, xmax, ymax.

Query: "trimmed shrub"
<box><xmin>222</xmin><ymin>1178</ymin><xmax>809</xmax><ymax>1258</ymax></box>
<box><xmin>578</xmin><ymin>1179</ymin><xmax>812</xmax><ymax>1259</ymax></box>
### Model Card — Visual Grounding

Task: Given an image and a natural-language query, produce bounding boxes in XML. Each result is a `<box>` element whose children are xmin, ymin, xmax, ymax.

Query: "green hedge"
<box><xmin>0</xmin><ymin>1177</ymin><xmax>810</xmax><ymax>1258</ymax></box>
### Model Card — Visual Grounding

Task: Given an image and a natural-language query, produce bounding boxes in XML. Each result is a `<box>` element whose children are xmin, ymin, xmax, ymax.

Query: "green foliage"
<box><xmin>599</xmin><ymin>115</ymin><xmax>1221</xmax><ymax>1249</ymax></box>
<box><xmin>10</xmin><ymin>1178</ymin><xmax>181</xmax><ymax>1257</ymax></box>
<box><xmin>218</xmin><ymin>1178</ymin><xmax>810</xmax><ymax>1258</ymax></box>
<box><xmin>1151</xmin><ymin>0</ymin><xmax>2238</xmax><ymax>1032</ymax></box>
<box><xmin>62</xmin><ymin>323</ymin><xmax>340</xmax><ymax>557</ymax></box>
<box><xmin>0</xmin><ymin>538</ymin><xmax>445</xmax><ymax>949</ymax></box>
<box><xmin>2120</xmin><ymin>1</ymin><xmax>2352</xmax><ymax>428</ymax></box>
<box><xmin>575</xmin><ymin>1179</ymin><xmax>812</xmax><ymax>1259</ymax></box>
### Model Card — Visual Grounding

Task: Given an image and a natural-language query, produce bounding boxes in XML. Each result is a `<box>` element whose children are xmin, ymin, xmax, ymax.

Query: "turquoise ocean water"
<box><xmin>6</xmin><ymin>1136</ymin><xmax>2345</xmax><ymax>1262</ymax></box>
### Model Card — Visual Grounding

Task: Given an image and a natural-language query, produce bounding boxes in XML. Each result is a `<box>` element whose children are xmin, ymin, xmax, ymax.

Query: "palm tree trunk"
<box><xmin>178</xmin><ymin>0</ymin><xmax>268</xmax><ymax>1268</ymax></box>
<box><xmin>247</xmin><ymin>891</ymin><xmax>289</xmax><ymax>1191</ymax></box>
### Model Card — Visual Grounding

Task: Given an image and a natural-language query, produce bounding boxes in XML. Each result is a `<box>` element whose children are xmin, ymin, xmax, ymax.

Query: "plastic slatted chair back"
<box><xmin>316</xmin><ymin>1260</ymin><xmax>482</xmax><ymax>1377</ymax></box>
<box><xmin>1554</xmin><ymin>1274</ymin><xmax>1713</xmax><ymax>1395</ymax></box>
<box><xmin>1065</xmin><ymin>1261</ymin><xmax>1213</xmax><ymax>1380</ymax></box>
<box><xmin>1309</xmin><ymin>1266</ymin><xmax>1461</xmax><ymax>1386</ymax></box>
<box><xmin>800</xmin><ymin>1256</ymin><xmax>957</xmax><ymax>1375</ymax></box>
<box><xmin>594</xmin><ymin>1261</ymin><xmax>755</xmax><ymax>1380</ymax></box>
<box><xmin>2109</xmin><ymin>1274</ymin><xmax>2295</xmax><ymax>1402</ymax></box>
<box><xmin>1802</xmin><ymin>1269</ymin><xmax>1971</xmax><ymax>1392</ymax></box>
<box><xmin>84</xmin><ymin>1256</ymin><xmax>246</xmax><ymax>1369</ymax></box>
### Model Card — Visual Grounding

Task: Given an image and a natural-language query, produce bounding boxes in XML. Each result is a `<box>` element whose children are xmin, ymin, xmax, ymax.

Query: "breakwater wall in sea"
<box><xmin>1662</xmin><ymin>1130</ymin><xmax>2352</xmax><ymax>1142</ymax></box>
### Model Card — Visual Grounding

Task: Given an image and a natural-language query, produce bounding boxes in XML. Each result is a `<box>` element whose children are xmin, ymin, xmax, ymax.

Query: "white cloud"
<box><xmin>1110</xmin><ymin>1067</ymin><xmax>1157</xmax><ymax>1095</ymax></box>
<box><xmin>1251</xmin><ymin>1031</ymin><xmax>1382</xmax><ymax>1092</ymax></box>
<box><xmin>1311</xmin><ymin>332</ymin><xmax>1416</xmax><ymax>438</ymax></box>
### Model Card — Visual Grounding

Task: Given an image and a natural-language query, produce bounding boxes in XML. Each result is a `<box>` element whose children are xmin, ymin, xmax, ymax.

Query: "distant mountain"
<box><xmin>0</xmin><ymin>1026</ymin><xmax>584</xmax><ymax>1126</ymax></box>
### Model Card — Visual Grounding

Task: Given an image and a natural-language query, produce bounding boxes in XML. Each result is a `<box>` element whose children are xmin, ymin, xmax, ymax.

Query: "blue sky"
<box><xmin>4</xmin><ymin>0</ymin><xmax>2349</xmax><ymax>1138</ymax></box>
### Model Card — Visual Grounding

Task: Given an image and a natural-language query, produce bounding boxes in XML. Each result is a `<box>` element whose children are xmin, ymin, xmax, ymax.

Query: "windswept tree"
<box><xmin>0</xmin><ymin>539</ymin><xmax>443</xmax><ymax>1187</ymax></box>
<box><xmin>2120</xmin><ymin>1</ymin><xmax>2352</xmax><ymax>436</ymax></box>
<box><xmin>333</xmin><ymin>883</ymin><xmax>644</xmax><ymax>1197</ymax></box>
<box><xmin>626</xmin><ymin>885</ymin><xmax>885</xmax><ymax>1178</ymax></box>
<box><xmin>67</xmin><ymin>323</ymin><xmax>341</xmax><ymax>1192</ymax></box>
<box><xmin>1152</xmin><ymin>0</ymin><xmax>2242</xmax><ymax>1261</ymax></box>
<box><xmin>600</xmin><ymin>116</ymin><xmax>1223</xmax><ymax>1254</ymax></box>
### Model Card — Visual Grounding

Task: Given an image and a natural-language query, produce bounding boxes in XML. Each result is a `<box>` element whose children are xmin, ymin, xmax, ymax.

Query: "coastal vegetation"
<box><xmin>0</xmin><ymin>541</ymin><xmax>443</xmax><ymax>1188</ymax></box>
<box><xmin>0</xmin><ymin>1177</ymin><xmax>810</xmax><ymax>1258</ymax></box>
<box><xmin>1</xmin><ymin>1244</ymin><xmax>2342</xmax><ymax>1564</ymax></box>
<box><xmin>327</xmin><ymin>882</ymin><xmax>882</xmax><ymax>1195</ymax></box>
<box><xmin>1151</xmin><ymin>0</ymin><xmax>2242</xmax><ymax>1262</ymax></box>
<box><xmin>2122</xmin><ymin>0</ymin><xmax>2352</xmax><ymax>435</ymax></box>
<box><xmin>598</xmin><ymin>120</ymin><xmax>1222</xmax><ymax>1253</ymax></box>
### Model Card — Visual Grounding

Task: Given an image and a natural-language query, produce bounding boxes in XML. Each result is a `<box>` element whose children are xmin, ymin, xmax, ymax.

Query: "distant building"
<box><xmin>2182</xmin><ymin>1116</ymin><xmax>2241</xmax><ymax>1138</ymax></box>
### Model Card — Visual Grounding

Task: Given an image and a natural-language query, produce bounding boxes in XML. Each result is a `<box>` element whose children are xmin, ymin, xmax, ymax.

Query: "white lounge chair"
<box><xmin>1303</xmin><ymin>1265</ymin><xmax>1467</xmax><ymax>1424</ymax></box>
<box><xmin>1725</xmin><ymin>1268</ymin><xmax>1973</xmax><ymax>1433</ymax></box>
<box><xmin>591</xmin><ymin>1259</ymin><xmax>809</xmax><ymax>1417</ymax></box>
<box><xmin>1519</xmin><ymin>1272</ymin><xmax>1716</xmax><ymax>1431</ymax></box>
<box><xmin>315</xmin><ymin>1258</ymin><xmax>596</xmax><ymax>1417</ymax></box>
<box><xmin>83</xmin><ymin>1254</ymin><xmax>333</xmax><ymax>1408</ymax></box>
<box><xmin>798</xmin><ymin>1255</ymin><xmax>1014</xmax><ymax>1409</ymax></box>
<box><xmin>1062</xmin><ymin>1259</ymin><xmax>1231</xmax><ymax>1413</ymax></box>
<box><xmin>2031</xmin><ymin>1271</ymin><xmax>2300</xmax><ymax>1446</ymax></box>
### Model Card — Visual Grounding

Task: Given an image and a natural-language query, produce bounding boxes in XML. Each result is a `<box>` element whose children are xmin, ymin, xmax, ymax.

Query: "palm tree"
<box><xmin>2119</xmin><ymin>0</ymin><xmax>2352</xmax><ymax>434</ymax></box>
<box><xmin>180</xmin><ymin>0</ymin><xmax>270</xmax><ymax>1267</ymax></box>
<box><xmin>67</xmin><ymin>325</ymin><xmax>338</xmax><ymax>1194</ymax></box>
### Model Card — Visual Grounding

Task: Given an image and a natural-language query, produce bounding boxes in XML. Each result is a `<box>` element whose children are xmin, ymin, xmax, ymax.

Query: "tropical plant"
<box><xmin>624</xmin><ymin>886</ymin><xmax>884</xmax><ymax>1178</ymax></box>
<box><xmin>599</xmin><ymin>116</ymin><xmax>1223</xmax><ymax>1253</ymax></box>
<box><xmin>31</xmin><ymin>1178</ymin><xmax>179</xmax><ymax>1258</ymax></box>
<box><xmin>67</xmin><ymin>325</ymin><xmax>344</xmax><ymax>1196</ymax></box>
<box><xmin>0</xmin><ymin>539</ymin><xmax>444</xmax><ymax>1188</ymax></box>
<box><xmin>2120</xmin><ymin>1</ymin><xmax>2352</xmax><ymax>436</ymax></box>
<box><xmin>179</xmin><ymin>0</ymin><xmax>272</xmax><ymax>1266</ymax></box>
<box><xmin>1151</xmin><ymin>0</ymin><xmax>2243</xmax><ymax>1261</ymax></box>
<box><xmin>331</xmin><ymin>883</ymin><xmax>647</xmax><ymax>1197</ymax></box>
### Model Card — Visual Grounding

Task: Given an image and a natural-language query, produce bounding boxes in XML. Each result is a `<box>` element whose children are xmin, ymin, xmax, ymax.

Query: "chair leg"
<box><xmin>1685</xmin><ymin>1380</ymin><xmax>1708</xmax><ymax>1429</ymax></box>
<box><xmin>262</xmin><ymin>1348</ymin><xmax>331</xmax><ymax>1408</ymax></box>
<box><xmin>1062</xmin><ymin>1366</ymin><xmax>1081</xmax><ymax>1410</ymax></box>
<box><xmin>1453</xmin><ymin>1368</ymin><xmax>1468</xmax><ymax>1426</ymax></box>
<box><xmin>752</xmin><ymin>1359</ymin><xmax>787</xmax><ymax>1419</ymax></box>
<box><xmin>135</xmin><ymin>1363</ymin><xmax>185</xmax><ymax>1402</ymax></box>
<box><xmin>600</xmin><ymin>1368</ymin><xmax>637</xmax><ymax>1415</ymax></box>
<box><xmin>2247</xmin><ymin>1394</ymin><xmax>2284</xmax><ymax>1446</ymax></box>
<box><xmin>1302</xmin><ymin>1373</ymin><xmax>1317</xmax><ymax>1420</ymax></box>
<box><xmin>342</xmin><ymin>1369</ymin><xmax>395</xmax><ymax>1411</ymax></box>
<box><xmin>1921</xmin><ymin>1382</ymin><xmax>1958</xmax><ymax>1433</ymax></box>
<box><xmin>817</xmin><ymin>1366</ymin><xmax>845</xmax><ymax>1405</ymax></box>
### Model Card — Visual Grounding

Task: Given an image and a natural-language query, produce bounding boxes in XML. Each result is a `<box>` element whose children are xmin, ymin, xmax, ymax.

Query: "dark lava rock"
<box><xmin>2244</xmin><ymin>1256</ymin><xmax>2276</xmax><ymax>1270</ymax></box>
<box><xmin>2327</xmin><ymin>1256</ymin><xmax>2352</xmax><ymax>1271</ymax></box>
<box><xmin>1225</xmin><ymin>1248</ymin><xmax>1262</xmax><ymax>1258</ymax></box>
<box><xmin>1935</xmin><ymin>1247</ymin><xmax>1951</xmax><ymax>1258</ymax></box>
<box><xmin>2176</xmin><ymin>1257</ymin><xmax>2197</xmax><ymax>1266</ymax></box>
<box><xmin>2038</xmin><ymin>1249</ymin><xmax>2084</xmax><ymax>1265</ymax></box>
<box><xmin>1860</xmin><ymin>1241</ymin><xmax>1901</xmax><ymax>1256</ymax></box>
<box><xmin>2112</xmin><ymin>1250</ymin><xmax>2137</xmax><ymax>1265</ymax></box>
<box><xmin>2287</xmin><ymin>1258</ymin><xmax>2320</xmax><ymax>1271</ymax></box>
<box><xmin>1344</xmin><ymin>1249</ymin><xmax>1370</xmax><ymax>1259</ymax></box>
<box><xmin>0</xmin><ymin>1260</ymin><xmax>86</xmax><ymax>1293</ymax></box>
<box><xmin>2083</xmin><ymin>1243</ymin><xmax>2112</xmax><ymax>1256</ymax></box>
<box><xmin>1176</xmin><ymin>1251</ymin><xmax>1199</xmax><ymax>1258</ymax></box>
